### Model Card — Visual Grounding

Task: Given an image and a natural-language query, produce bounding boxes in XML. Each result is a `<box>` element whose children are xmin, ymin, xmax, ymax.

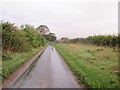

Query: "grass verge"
<box><xmin>2</xmin><ymin>47</ymin><xmax>44</xmax><ymax>80</ymax></box>
<box><xmin>54</xmin><ymin>43</ymin><xmax>119</xmax><ymax>88</ymax></box>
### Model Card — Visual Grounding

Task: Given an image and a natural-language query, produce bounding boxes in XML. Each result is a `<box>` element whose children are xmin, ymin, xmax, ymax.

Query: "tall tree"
<box><xmin>37</xmin><ymin>25</ymin><xmax>50</xmax><ymax>35</ymax></box>
<box><xmin>44</xmin><ymin>33</ymin><xmax>56</xmax><ymax>41</ymax></box>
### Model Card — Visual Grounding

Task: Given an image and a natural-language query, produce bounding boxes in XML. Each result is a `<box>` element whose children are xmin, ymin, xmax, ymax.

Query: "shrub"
<box><xmin>2</xmin><ymin>21</ymin><xmax>46</xmax><ymax>52</ymax></box>
<box><xmin>69</xmin><ymin>35</ymin><xmax>118</xmax><ymax>47</ymax></box>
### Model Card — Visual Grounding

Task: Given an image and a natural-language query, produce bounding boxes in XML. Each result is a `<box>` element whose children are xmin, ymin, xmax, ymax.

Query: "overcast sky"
<box><xmin>1</xmin><ymin>0</ymin><xmax>118</xmax><ymax>39</ymax></box>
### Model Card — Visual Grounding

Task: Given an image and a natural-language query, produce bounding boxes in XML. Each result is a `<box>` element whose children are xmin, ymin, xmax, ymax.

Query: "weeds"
<box><xmin>55</xmin><ymin>43</ymin><xmax>119</xmax><ymax>88</ymax></box>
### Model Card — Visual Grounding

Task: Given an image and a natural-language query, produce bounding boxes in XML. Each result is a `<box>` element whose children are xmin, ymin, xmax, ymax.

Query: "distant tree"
<box><xmin>49</xmin><ymin>33</ymin><xmax>57</xmax><ymax>41</ymax></box>
<box><xmin>44</xmin><ymin>33</ymin><xmax>56</xmax><ymax>42</ymax></box>
<box><xmin>49</xmin><ymin>33</ymin><xmax>55</xmax><ymax>36</ymax></box>
<box><xmin>61</xmin><ymin>37</ymin><xmax>69</xmax><ymax>41</ymax></box>
<box><xmin>37</xmin><ymin>25</ymin><xmax>57</xmax><ymax>42</ymax></box>
<box><xmin>68</xmin><ymin>35</ymin><xmax>118</xmax><ymax>47</ymax></box>
<box><xmin>37</xmin><ymin>25</ymin><xmax>50</xmax><ymax>35</ymax></box>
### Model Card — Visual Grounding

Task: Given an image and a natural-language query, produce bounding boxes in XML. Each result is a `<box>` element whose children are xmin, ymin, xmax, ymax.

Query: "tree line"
<box><xmin>63</xmin><ymin>35</ymin><xmax>119</xmax><ymax>47</ymax></box>
<box><xmin>1</xmin><ymin>21</ymin><xmax>51</xmax><ymax>61</ymax></box>
<box><xmin>2</xmin><ymin>21</ymin><xmax>47</xmax><ymax>53</ymax></box>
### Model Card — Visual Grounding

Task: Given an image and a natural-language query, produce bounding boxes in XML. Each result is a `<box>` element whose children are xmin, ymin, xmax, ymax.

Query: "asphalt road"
<box><xmin>12</xmin><ymin>45</ymin><xmax>78</xmax><ymax>88</ymax></box>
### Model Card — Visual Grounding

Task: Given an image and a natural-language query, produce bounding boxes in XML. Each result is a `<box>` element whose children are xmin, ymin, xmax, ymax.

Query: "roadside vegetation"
<box><xmin>1</xmin><ymin>21</ymin><xmax>47</xmax><ymax>80</ymax></box>
<box><xmin>62</xmin><ymin>35</ymin><xmax>119</xmax><ymax>48</ymax></box>
<box><xmin>55</xmin><ymin>43</ymin><xmax>119</xmax><ymax>88</ymax></box>
<box><xmin>2</xmin><ymin>47</ymin><xmax>43</xmax><ymax>80</ymax></box>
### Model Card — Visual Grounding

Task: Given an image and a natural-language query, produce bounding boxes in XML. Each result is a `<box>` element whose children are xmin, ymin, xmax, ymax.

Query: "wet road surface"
<box><xmin>12</xmin><ymin>45</ymin><xmax>78</xmax><ymax>88</ymax></box>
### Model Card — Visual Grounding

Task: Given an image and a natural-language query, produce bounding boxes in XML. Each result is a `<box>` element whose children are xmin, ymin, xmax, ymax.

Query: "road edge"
<box><xmin>54</xmin><ymin>46</ymin><xmax>88</xmax><ymax>89</ymax></box>
<box><xmin>2</xmin><ymin>46</ymin><xmax>47</xmax><ymax>88</ymax></box>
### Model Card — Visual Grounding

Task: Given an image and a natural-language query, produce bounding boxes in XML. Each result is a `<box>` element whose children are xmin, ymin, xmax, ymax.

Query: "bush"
<box><xmin>2</xmin><ymin>21</ymin><xmax>46</xmax><ymax>53</ymax></box>
<box><xmin>69</xmin><ymin>35</ymin><xmax>118</xmax><ymax>47</ymax></box>
<box><xmin>2</xmin><ymin>51</ymin><xmax>12</xmax><ymax>61</ymax></box>
<box><xmin>21</xmin><ymin>24</ymin><xmax>46</xmax><ymax>48</ymax></box>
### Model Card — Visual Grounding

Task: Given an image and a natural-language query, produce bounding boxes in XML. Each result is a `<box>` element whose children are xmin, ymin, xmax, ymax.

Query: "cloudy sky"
<box><xmin>1</xmin><ymin>0</ymin><xmax>118</xmax><ymax>39</ymax></box>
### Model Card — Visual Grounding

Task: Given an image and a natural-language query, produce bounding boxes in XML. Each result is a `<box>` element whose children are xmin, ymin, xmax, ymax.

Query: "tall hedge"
<box><xmin>69</xmin><ymin>35</ymin><xmax>119</xmax><ymax>47</ymax></box>
<box><xmin>2</xmin><ymin>21</ymin><xmax>46</xmax><ymax>52</ymax></box>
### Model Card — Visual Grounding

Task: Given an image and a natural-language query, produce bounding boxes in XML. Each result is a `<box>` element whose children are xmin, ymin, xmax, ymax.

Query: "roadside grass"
<box><xmin>2</xmin><ymin>47</ymin><xmax>44</xmax><ymax>80</ymax></box>
<box><xmin>54</xmin><ymin>43</ymin><xmax>119</xmax><ymax>88</ymax></box>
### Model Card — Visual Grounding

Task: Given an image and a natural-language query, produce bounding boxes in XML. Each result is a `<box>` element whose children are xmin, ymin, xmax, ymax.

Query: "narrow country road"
<box><xmin>12</xmin><ymin>45</ymin><xmax>79</xmax><ymax>88</ymax></box>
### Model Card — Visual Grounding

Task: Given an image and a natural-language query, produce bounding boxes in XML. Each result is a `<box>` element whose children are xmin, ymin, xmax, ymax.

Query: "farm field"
<box><xmin>54</xmin><ymin>43</ymin><xmax>119</xmax><ymax>88</ymax></box>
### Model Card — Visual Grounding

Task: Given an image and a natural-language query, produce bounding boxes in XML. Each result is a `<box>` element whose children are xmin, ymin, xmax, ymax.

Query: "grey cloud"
<box><xmin>1</xmin><ymin>0</ymin><xmax>118</xmax><ymax>39</ymax></box>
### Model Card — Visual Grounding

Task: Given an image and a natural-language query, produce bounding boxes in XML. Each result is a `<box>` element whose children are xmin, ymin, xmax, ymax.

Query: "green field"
<box><xmin>2</xmin><ymin>47</ymin><xmax>43</xmax><ymax>80</ymax></box>
<box><xmin>54</xmin><ymin>43</ymin><xmax>119</xmax><ymax>88</ymax></box>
